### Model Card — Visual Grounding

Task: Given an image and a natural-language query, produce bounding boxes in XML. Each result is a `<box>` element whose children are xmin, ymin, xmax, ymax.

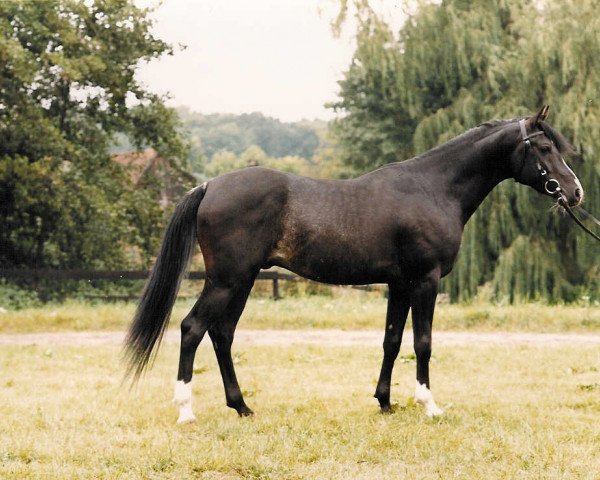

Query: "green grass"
<box><xmin>1</xmin><ymin>342</ymin><xmax>599</xmax><ymax>479</ymax></box>
<box><xmin>1</xmin><ymin>293</ymin><xmax>599</xmax><ymax>333</ymax></box>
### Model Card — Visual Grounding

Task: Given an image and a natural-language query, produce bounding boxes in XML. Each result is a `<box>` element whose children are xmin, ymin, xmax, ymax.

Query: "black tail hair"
<box><xmin>124</xmin><ymin>183</ymin><xmax>207</xmax><ymax>381</ymax></box>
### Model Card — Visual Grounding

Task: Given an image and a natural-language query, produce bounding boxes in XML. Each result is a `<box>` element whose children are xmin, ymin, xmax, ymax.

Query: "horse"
<box><xmin>124</xmin><ymin>106</ymin><xmax>584</xmax><ymax>423</ymax></box>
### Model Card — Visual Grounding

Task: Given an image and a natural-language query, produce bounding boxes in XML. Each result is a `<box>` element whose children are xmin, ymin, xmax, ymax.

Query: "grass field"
<box><xmin>1</xmin><ymin>295</ymin><xmax>599</xmax><ymax>478</ymax></box>
<box><xmin>1</xmin><ymin>293</ymin><xmax>599</xmax><ymax>334</ymax></box>
<box><xmin>1</xmin><ymin>341</ymin><xmax>599</xmax><ymax>479</ymax></box>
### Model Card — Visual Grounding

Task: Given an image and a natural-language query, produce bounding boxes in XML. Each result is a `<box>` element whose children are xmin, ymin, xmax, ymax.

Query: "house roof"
<box><xmin>112</xmin><ymin>148</ymin><xmax>197</xmax><ymax>208</ymax></box>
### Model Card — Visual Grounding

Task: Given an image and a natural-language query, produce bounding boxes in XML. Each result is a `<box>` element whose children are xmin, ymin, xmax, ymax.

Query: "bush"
<box><xmin>0</xmin><ymin>280</ymin><xmax>41</xmax><ymax>310</ymax></box>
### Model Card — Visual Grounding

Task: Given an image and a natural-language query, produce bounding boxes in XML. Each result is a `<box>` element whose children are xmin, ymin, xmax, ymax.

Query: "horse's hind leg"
<box><xmin>173</xmin><ymin>283</ymin><xmax>237</xmax><ymax>423</ymax></box>
<box><xmin>374</xmin><ymin>284</ymin><xmax>410</xmax><ymax>413</ymax></box>
<box><xmin>208</xmin><ymin>281</ymin><xmax>255</xmax><ymax>416</ymax></box>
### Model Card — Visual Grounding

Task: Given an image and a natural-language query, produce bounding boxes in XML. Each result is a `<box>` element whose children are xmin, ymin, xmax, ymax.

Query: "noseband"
<box><xmin>519</xmin><ymin>118</ymin><xmax>600</xmax><ymax>242</ymax></box>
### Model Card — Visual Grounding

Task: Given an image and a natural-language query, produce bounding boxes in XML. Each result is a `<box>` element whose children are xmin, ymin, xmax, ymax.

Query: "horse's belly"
<box><xmin>301</xmin><ymin>265</ymin><xmax>400</xmax><ymax>285</ymax></box>
<box><xmin>267</xmin><ymin>235</ymin><xmax>402</xmax><ymax>285</ymax></box>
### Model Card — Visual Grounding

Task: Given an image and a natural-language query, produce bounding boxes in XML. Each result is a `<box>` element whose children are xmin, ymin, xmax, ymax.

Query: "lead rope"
<box><xmin>543</xmin><ymin>165</ymin><xmax>600</xmax><ymax>242</ymax></box>
<box><xmin>546</xmin><ymin>180</ymin><xmax>600</xmax><ymax>242</ymax></box>
<box><xmin>559</xmin><ymin>199</ymin><xmax>600</xmax><ymax>243</ymax></box>
<box><xmin>575</xmin><ymin>206</ymin><xmax>600</xmax><ymax>229</ymax></box>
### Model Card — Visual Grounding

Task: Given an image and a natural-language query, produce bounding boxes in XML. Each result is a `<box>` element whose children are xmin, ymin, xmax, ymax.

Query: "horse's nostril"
<box><xmin>575</xmin><ymin>188</ymin><xmax>582</xmax><ymax>200</ymax></box>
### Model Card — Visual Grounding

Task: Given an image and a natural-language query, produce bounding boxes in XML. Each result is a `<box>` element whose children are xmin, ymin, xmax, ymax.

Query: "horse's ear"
<box><xmin>538</xmin><ymin>105</ymin><xmax>550</xmax><ymax>122</ymax></box>
<box><xmin>526</xmin><ymin>105</ymin><xmax>550</xmax><ymax>129</ymax></box>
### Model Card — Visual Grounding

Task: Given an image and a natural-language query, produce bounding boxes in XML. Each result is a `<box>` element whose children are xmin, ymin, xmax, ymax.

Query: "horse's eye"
<box><xmin>539</xmin><ymin>145</ymin><xmax>552</xmax><ymax>154</ymax></box>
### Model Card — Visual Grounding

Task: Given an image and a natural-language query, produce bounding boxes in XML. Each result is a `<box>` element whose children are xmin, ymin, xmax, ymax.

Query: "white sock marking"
<box><xmin>173</xmin><ymin>380</ymin><xmax>196</xmax><ymax>423</ymax></box>
<box><xmin>415</xmin><ymin>381</ymin><xmax>444</xmax><ymax>417</ymax></box>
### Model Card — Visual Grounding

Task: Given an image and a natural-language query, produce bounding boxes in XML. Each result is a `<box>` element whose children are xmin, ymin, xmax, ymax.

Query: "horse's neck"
<box><xmin>419</xmin><ymin>126</ymin><xmax>515</xmax><ymax>224</ymax></box>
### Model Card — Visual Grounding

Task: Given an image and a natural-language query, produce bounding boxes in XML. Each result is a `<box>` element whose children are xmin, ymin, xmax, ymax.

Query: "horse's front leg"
<box><xmin>374</xmin><ymin>284</ymin><xmax>410</xmax><ymax>413</ymax></box>
<box><xmin>410</xmin><ymin>268</ymin><xmax>444</xmax><ymax>417</ymax></box>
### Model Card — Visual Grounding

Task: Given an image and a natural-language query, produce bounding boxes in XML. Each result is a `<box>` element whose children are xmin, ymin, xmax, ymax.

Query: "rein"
<box><xmin>519</xmin><ymin>118</ymin><xmax>600</xmax><ymax>242</ymax></box>
<box><xmin>558</xmin><ymin>197</ymin><xmax>600</xmax><ymax>243</ymax></box>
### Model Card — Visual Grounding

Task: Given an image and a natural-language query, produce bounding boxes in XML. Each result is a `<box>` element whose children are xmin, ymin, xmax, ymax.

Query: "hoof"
<box><xmin>425</xmin><ymin>404</ymin><xmax>444</xmax><ymax>418</ymax></box>
<box><xmin>374</xmin><ymin>391</ymin><xmax>392</xmax><ymax>414</ymax></box>
<box><xmin>229</xmin><ymin>399</ymin><xmax>254</xmax><ymax>417</ymax></box>
<box><xmin>235</xmin><ymin>404</ymin><xmax>254</xmax><ymax>417</ymax></box>
<box><xmin>176</xmin><ymin>405</ymin><xmax>197</xmax><ymax>424</ymax></box>
<box><xmin>237</xmin><ymin>406</ymin><xmax>254</xmax><ymax>417</ymax></box>
<box><xmin>177</xmin><ymin>412</ymin><xmax>197</xmax><ymax>424</ymax></box>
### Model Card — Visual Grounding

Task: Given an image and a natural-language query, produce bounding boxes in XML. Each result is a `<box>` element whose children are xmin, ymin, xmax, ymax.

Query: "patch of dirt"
<box><xmin>1</xmin><ymin>329</ymin><xmax>599</xmax><ymax>347</ymax></box>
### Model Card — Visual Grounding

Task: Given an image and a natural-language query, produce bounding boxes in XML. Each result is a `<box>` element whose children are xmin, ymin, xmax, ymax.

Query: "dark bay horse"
<box><xmin>125</xmin><ymin>107</ymin><xmax>583</xmax><ymax>422</ymax></box>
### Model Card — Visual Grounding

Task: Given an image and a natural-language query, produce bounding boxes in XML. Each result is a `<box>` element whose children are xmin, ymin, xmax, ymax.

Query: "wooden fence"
<box><xmin>0</xmin><ymin>269</ymin><xmax>299</xmax><ymax>300</ymax></box>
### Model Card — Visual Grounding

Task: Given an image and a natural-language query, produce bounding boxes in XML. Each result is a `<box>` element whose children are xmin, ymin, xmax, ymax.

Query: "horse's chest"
<box><xmin>396</xmin><ymin>223</ymin><xmax>462</xmax><ymax>277</ymax></box>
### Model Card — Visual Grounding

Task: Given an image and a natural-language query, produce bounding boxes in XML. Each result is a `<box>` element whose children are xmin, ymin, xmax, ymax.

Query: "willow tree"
<box><xmin>331</xmin><ymin>0</ymin><xmax>600</xmax><ymax>302</ymax></box>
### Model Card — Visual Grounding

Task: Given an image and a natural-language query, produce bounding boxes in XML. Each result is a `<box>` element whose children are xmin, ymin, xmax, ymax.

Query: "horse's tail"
<box><xmin>124</xmin><ymin>183</ymin><xmax>207</xmax><ymax>381</ymax></box>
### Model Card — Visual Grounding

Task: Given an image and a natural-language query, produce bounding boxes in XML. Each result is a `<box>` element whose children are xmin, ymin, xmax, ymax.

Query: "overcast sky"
<box><xmin>135</xmin><ymin>0</ymin><xmax>360</xmax><ymax>122</ymax></box>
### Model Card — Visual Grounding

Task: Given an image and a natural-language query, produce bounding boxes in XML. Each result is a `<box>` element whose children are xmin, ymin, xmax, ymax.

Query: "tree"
<box><xmin>177</xmin><ymin>109</ymin><xmax>321</xmax><ymax>166</ymax></box>
<box><xmin>203</xmin><ymin>145</ymin><xmax>333</xmax><ymax>179</ymax></box>
<box><xmin>329</xmin><ymin>4</ymin><xmax>414</xmax><ymax>172</ymax></box>
<box><xmin>0</xmin><ymin>0</ymin><xmax>190</xmax><ymax>269</ymax></box>
<box><xmin>331</xmin><ymin>0</ymin><xmax>600</xmax><ymax>302</ymax></box>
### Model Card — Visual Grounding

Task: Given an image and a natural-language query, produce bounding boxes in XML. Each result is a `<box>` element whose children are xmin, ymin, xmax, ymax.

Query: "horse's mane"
<box><xmin>368</xmin><ymin>122</ymin><xmax>498</xmax><ymax>174</ymax></box>
<box><xmin>410</xmin><ymin>121</ymin><xmax>505</xmax><ymax>160</ymax></box>
<box><xmin>482</xmin><ymin>118</ymin><xmax>576</xmax><ymax>157</ymax></box>
<box><xmin>370</xmin><ymin>116</ymin><xmax>576</xmax><ymax>175</ymax></box>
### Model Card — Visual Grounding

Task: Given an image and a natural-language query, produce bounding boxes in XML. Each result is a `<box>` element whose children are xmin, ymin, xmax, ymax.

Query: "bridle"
<box><xmin>519</xmin><ymin>119</ymin><xmax>560</xmax><ymax>196</ymax></box>
<box><xmin>519</xmin><ymin>118</ymin><xmax>600</xmax><ymax>242</ymax></box>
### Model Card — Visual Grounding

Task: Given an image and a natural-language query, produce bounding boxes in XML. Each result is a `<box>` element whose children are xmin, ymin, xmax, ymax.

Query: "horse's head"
<box><xmin>511</xmin><ymin>106</ymin><xmax>583</xmax><ymax>207</ymax></box>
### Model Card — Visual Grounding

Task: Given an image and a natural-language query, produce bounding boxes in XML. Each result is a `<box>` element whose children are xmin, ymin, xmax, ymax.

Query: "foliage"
<box><xmin>0</xmin><ymin>279</ymin><xmax>40</xmax><ymax>310</ymax></box>
<box><xmin>199</xmin><ymin>118</ymin><xmax>349</xmax><ymax>179</ymax></box>
<box><xmin>0</xmin><ymin>0</ymin><xmax>189</xmax><ymax>270</ymax></box>
<box><xmin>178</xmin><ymin>108</ymin><xmax>322</xmax><ymax>172</ymax></box>
<box><xmin>203</xmin><ymin>144</ymin><xmax>338</xmax><ymax>179</ymax></box>
<box><xmin>329</xmin><ymin>4</ymin><xmax>414</xmax><ymax>173</ymax></box>
<box><xmin>331</xmin><ymin>0</ymin><xmax>600</xmax><ymax>302</ymax></box>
